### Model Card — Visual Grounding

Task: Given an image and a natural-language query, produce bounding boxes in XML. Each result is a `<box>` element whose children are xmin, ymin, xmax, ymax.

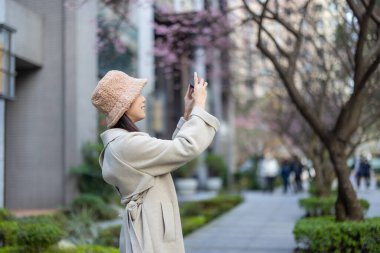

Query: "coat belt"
<box><xmin>120</xmin><ymin>191</ymin><xmax>154</xmax><ymax>253</ymax></box>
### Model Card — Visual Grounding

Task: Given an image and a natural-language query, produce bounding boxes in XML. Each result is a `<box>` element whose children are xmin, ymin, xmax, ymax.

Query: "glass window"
<box><xmin>0</xmin><ymin>24</ymin><xmax>16</xmax><ymax>100</ymax></box>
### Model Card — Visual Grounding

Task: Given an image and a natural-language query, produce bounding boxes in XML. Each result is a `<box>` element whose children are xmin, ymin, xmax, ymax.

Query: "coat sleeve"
<box><xmin>111</xmin><ymin>106</ymin><xmax>220</xmax><ymax>176</ymax></box>
<box><xmin>172</xmin><ymin>117</ymin><xmax>187</xmax><ymax>140</ymax></box>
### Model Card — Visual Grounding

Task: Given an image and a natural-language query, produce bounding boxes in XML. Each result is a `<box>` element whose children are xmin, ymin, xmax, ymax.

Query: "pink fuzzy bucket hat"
<box><xmin>91</xmin><ymin>70</ymin><xmax>147</xmax><ymax>128</ymax></box>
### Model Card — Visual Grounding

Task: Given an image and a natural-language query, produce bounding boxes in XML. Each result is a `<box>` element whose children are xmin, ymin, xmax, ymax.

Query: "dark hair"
<box><xmin>112</xmin><ymin>114</ymin><xmax>140</xmax><ymax>132</ymax></box>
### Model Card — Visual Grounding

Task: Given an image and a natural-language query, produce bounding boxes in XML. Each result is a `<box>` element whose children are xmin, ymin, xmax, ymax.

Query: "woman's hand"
<box><xmin>183</xmin><ymin>72</ymin><xmax>208</xmax><ymax>120</ymax></box>
<box><xmin>192</xmin><ymin>72</ymin><xmax>208</xmax><ymax>109</ymax></box>
<box><xmin>184</xmin><ymin>84</ymin><xmax>195</xmax><ymax>120</ymax></box>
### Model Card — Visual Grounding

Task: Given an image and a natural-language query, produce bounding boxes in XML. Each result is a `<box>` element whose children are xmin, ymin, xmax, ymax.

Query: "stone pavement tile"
<box><xmin>185</xmin><ymin>191</ymin><xmax>304</xmax><ymax>253</ymax></box>
<box><xmin>358</xmin><ymin>190</ymin><xmax>380</xmax><ymax>217</ymax></box>
<box><xmin>189</xmin><ymin>236</ymin><xmax>252</xmax><ymax>248</ymax></box>
<box><xmin>245</xmin><ymin>248</ymin><xmax>294</xmax><ymax>253</ymax></box>
<box><xmin>185</xmin><ymin>248</ymin><xmax>250</xmax><ymax>253</ymax></box>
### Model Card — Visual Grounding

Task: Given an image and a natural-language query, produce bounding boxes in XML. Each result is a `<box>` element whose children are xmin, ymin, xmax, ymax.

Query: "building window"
<box><xmin>0</xmin><ymin>24</ymin><xmax>16</xmax><ymax>100</ymax></box>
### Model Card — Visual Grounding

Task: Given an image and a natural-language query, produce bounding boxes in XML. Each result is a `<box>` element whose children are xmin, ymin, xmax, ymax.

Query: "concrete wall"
<box><xmin>5</xmin><ymin>0</ymin><xmax>43</xmax><ymax>66</ymax></box>
<box><xmin>5</xmin><ymin>0</ymin><xmax>97</xmax><ymax>209</ymax></box>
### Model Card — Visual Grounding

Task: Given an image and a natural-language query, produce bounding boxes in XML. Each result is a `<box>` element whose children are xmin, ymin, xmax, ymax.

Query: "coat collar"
<box><xmin>100</xmin><ymin>128</ymin><xmax>149</xmax><ymax>147</ymax></box>
<box><xmin>100</xmin><ymin>128</ymin><xmax>128</xmax><ymax>147</ymax></box>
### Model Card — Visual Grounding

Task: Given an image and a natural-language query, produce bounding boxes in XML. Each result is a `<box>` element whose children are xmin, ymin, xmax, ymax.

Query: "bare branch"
<box><xmin>360</xmin><ymin>0</ymin><xmax>380</xmax><ymax>25</ymax></box>
<box><xmin>288</xmin><ymin>0</ymin><xmax>310</xmax><ymax>75</ymax></box>
<box><xmin>347</xmin><ymin>0</ymin><xmax>364</xmax><ymax>24</ymax></box>
<box><xmin>307</xmin><ymin>15</ymin><xmax>353</xmax><ymax>75</ymax></box>
<box><xmin>354</xmin><ymin>0</ymin><xmax>376</xmax><ymax>89</ymax></box>
<box><xmin>255</xmin><ymin>0</ymin><xmax>300</xmax><ymax>37</ymax></box>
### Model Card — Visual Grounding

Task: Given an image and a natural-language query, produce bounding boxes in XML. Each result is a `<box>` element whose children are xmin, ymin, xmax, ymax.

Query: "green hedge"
<box><xmin>95</xmin><ymin>225</ymin><xmax>121</xmax><ymax>248</ymax></box>
<box><xmin>180</xmin><ymin>195</ymin><xmax>243</xmax><ymax>236</ymax></box>
<box><xmin>294</xmin><ymin>216</ymin><xmax>380</xmax><ymax>253</ymax></box>
<box><xmin>0</xmin><ymin>246</ymin><xmax>20</xmax><ymax>253</ymax></box>
<box><xmin>71</xmin><ymin>194</ymin><xmax>118</xmax><ymax>221</ymax></box>
<box><xmin>0</xmin><ymin>208</ymin><xmax>14</xmax><ymax>222</ymax></box>
<box><xmin>44</xmin><ymin>245</ymin><xmax>119</xmax><ymax>253</ymax></box>
<box><xmin>299</xmin><ymin>196</ymin><xmax>370</xmax><ymax>217</ymax></box>
<box><xmin>17</xmin><ymin>218</ymin><xmax>64</xmax><ymax>252</ymax></box>
<box><xmin>182</xmin><ymin>216</ymin><xmax>207</xmax><ymax>235</ymax></box>
<box><xmin>69</xmin><ymin>142</ymin><xmax>117</xmax><ymax>202</ymax></box>
<box><xmin>0</xmin><ymin>215</ymin><xmax>65</xmax><ymax>253</ymax></box>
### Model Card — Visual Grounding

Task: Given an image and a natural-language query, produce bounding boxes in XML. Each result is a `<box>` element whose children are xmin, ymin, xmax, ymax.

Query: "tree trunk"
<box><xmin>309</xmin><ymin>142</ymin><xmax>335</xmax><ymax>197</ymax></box>
<box><xmin>312</xmin><ymin>157</ymin><xmax>328</xmax><ymax>197</ymax></box>
<box><xmin>328</xmin><ymin>141</ymin><xmax>363</xmax><ymax>221</ymax></box>
<box><xmin>321</xmin><ymin>163</ymin><xmax>334</xmax><ymax>197</ymax></box>
<box><xmin>312</xmin><ymin>157</ymin><xmax>332</xmax><ymax>197</ymax></box>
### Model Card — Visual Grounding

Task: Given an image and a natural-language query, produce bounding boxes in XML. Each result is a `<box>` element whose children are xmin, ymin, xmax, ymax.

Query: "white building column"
<box><xmin>136</xmin><ymin>1</ymin><xmax>154</xmax><ymax>133</ymax></box>
<box><xmin>193</xmin><ymin>0</ymin><xmax>209</xmax><ymax>189</ymax></box>
<box><xmin>210</xmin><ymin>49</ymin><xmax>223</xmax><ymax>154</ymax></box>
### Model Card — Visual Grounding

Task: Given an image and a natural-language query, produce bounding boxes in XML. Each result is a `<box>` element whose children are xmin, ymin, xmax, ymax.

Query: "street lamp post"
<box><xmin>0</xmin><ymin>23</ymin><xmax>16</xmax><ymax>100</ymax></box>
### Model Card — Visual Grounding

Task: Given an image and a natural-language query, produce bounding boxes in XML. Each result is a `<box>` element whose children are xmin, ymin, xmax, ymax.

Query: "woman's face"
<box><xmin>126</xmin><ymin>95</ymin><xmax>146</xmax><ymax>123</ymax></box>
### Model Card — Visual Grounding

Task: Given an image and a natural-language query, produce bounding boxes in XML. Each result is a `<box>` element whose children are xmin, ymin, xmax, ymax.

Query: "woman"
<box><xmin>91</xmin><ymin>70</ymin><xmax>220</xmax><ymax>253</ymax></box>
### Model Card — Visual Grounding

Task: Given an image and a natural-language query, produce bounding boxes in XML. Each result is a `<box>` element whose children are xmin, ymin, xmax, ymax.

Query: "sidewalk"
<box><xmin>184</xmin><ymin>190</ymin><xmax>307</xmax><ymax>253</ymax></box>
<box><xmin>184</xmin><ymin>185</ymin><xmax>380</xmax><ymax>253</ymax></box>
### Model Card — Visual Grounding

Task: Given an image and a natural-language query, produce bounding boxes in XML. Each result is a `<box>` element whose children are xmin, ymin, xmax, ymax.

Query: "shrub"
<box><xmin>95</xmin><ymin>225</ymin><xmax>121</xmax><ymax>248</ymax></box>
<box><xmin>64</xmin><ymin>208</ymin><xmax>98</xmax><ymax>245</ymax></box>
<box><xmin>172</xmin><ymin>158</ymin><xmax>198</xmax><ymax>178</ymax></box>
<box><xmin>235</xmin><ymin>156</ymin><xmax>262</xmax><ymax>190</ymax></box>
<box><xmin>0</xmin><ymin>221</ymin><xmax>18</xmax><ymax>246</ymax></box>
<box><xmin>307</xmin><ymin>180</ymin><xmax>337</xmax><ymax>197</ymax></box>
<box><xmin>0</xmin><ymin>208</ymin><xmax>14</xmax><ymax>222</ymax></box>
<box><xmin>180</xmin><ymin>195</ymin><xmax>243</xmax><ymax>235</ymax></box>
<box><xmin>182</xmin><ymin>216</ymin><xmax>207</xmax><ymax>236</ymax></box>
<box><xmin>44</xmin><ymin>245</ymin><xmax>119</xmax><ymax>253</ymax></box>
<box><xmin>17</xmin><ymin>219</ymin><xmax>64</xmax><ymax>253</ymax></box>
<box><xmin>69</xmin><ymin>142</ymin><xmax>117</xmax><ymax>202</ymax></box>
<box><xmin>180</xmin><ymin>195</ymin><xmax>243</xmax><ymax>217</ymax></box>
<box><xmin>0</xmin><ymin>246</ymin><xmax>22</xmax><ymax>253</ymax></box>
<box><xmin>234</xmin><ymin>169</ymin><xmax>261</xmax><ymax>190</ymax></box>
<box><xmin>299</xmin><ymin>196</ymin><xmax>370</xmax><ymax>217</ymax></box>
<box><xmin>71</xmin><ymin>194</ymin><xmax>118</xmax><ymax>221</ymax></box>
<box><xmin>0</xmin><ymin>216</ymin><xmax>64</xmax><ymax>253</ymax></box>
<box><xmin>205</xmin><ymin>154</ymin><xmax>228</xmax><ymax>186</ymax></box>
<box><xmin>293</xmin><ymin>216</ymin><xmax>380</xmax><ymax>253</ymax></box>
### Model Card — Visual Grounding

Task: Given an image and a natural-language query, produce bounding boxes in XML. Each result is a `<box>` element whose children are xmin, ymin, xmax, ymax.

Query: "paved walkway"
<box><xmin>184</xmin><ymin>187</ymin><xmax>380</xmax><ymax>253</ymax></box>
<box><xmin>184</xmin><ymin>190</ymin><xmax>307</xmax><ymax>253</ymax></box>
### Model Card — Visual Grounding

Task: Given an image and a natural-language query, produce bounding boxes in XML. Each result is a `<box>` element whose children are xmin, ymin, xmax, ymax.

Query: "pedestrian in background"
<box><xmin>356</xmin><ymin>155</ymin><xmax>372</xmax><ymax>189</ymax></box>
<box><xmin>290</xmin><ymin>156</ymin><xmax>304</xmax><ymax>193</ymax></box>
<box><xmin>280</xmin><ymin>159</ymin><xmax>291</xmax><ymax>193</ymax></box>
<box><xmin>260</xmin><ymin>153</ymin><xmax>279</xmax><ymax>193</ymax></box>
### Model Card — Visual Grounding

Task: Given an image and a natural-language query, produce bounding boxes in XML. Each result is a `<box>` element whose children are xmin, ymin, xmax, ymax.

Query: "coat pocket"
<box><xmin>160</xmin><ymin>201</ymin><xmax>176</xmax><ymax>242</ymax></box>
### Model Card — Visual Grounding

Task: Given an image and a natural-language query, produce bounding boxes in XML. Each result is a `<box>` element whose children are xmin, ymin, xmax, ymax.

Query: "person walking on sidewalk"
<box><xmin>280</xmin><ymin>159</ymin><xmax>291</xmax><ymax>193</ymax></box>
<box><xmin>356</xmin><ymin>155</ymin><xmax>372</xmax><ymax>189</ymax></box>
<box><xmin>260</xmin><ymin>153</ymin><xmax>279</xmax><ymax>193</ymax></box>
<box><xmin>91</xmin><ymin>71</ymin><xmax>220</xmax><ymax>253</ymax></box>
<box><xmin>290</xmin><ymin>156</ymin><xmax>304</xmax><ymax>193</ymax></box>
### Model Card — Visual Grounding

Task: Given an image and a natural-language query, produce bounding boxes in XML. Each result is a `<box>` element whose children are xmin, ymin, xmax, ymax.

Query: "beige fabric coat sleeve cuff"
<box><xmin>190</xmin><ymin>106</ymin><xmax>220</xmax><ymax>132</ymax></box>
<box><xmin>172</xmin><ymin>117</ymin><xmax>187</xmax><ymax>140</ymax></box>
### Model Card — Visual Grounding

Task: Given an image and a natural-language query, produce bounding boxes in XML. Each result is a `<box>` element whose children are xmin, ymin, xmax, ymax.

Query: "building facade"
<box><xmin>0</xmin><ymin>0</ymin><xmax>98</xmax><ymax>210</ymax></box>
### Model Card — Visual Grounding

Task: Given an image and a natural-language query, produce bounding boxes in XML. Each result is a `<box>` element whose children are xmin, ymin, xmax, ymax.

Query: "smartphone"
<box><xmin>189</xmin><ymin>83</ymin><xmax>194</xmax><ymax>89</ymax></box>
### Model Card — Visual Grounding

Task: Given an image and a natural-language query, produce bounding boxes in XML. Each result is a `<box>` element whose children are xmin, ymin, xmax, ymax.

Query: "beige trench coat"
<box><xmin>98</xmin><ymin>106</ymin><xmax>220</xmax><ymax>253</ymax></box>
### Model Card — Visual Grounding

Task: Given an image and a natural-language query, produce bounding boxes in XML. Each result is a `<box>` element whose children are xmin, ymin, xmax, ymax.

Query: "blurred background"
<box><xmin>0</xmin><ymin>0</ymin><xmax>379</xmax><ymax>252</ymax></box>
